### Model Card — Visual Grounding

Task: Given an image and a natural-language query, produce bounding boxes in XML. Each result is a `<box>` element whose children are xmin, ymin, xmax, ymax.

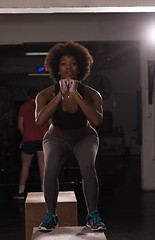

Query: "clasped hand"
<box><xmin>59</xmin><ymin>79</ymin><xmax>78</xmax><ymax>95</ymax></box>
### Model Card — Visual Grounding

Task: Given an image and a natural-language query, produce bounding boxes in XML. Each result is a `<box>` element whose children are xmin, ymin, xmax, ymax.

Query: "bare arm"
<box><xmin>35</xmin><ymin>91</ymin><xmax>61</xmax><ymax>126</ymax></box>
<box><xmin>35</xmin><ymin>81</ymin><xmax>68</xmax><ymax>126</ymax></box>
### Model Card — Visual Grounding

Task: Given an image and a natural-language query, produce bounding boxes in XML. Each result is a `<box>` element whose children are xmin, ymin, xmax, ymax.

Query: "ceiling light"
<box><xmin>25</xmin><ymin>52</ymin><xmax>48</xmax><ymax>56</ymax></box>
<box><xmin>28</xmin><ymin>73</ymin><xmax>49</xmax><ymax>76</ymax></box>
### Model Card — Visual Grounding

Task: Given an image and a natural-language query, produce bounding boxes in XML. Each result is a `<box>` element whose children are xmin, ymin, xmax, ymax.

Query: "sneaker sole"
<box><xmin>91</xmin><ymin>226</ymin><xmax>106</xmax><ymax>231</ymax></box>
<box><xmin>86</xmin><ymin>224</ymin><xmax>106</xmax><ymax>231</ymax></box>
<box><xmin>38</xmin><ymin>225</ymin><xmax>57</xmax><ymax>232</ymax></box>
<box><xmin>38</xmin><ymin>227</ymin><xmax>53</xmax><ymax>232</ymax></box>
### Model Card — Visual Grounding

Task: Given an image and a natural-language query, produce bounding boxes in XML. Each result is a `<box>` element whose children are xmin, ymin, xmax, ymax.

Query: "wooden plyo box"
<box><xmin>25</xmin><ymin>191</ymin><xmax>77</xmax><ymax>240</ymax></box>
<box><xmin>32</xmin><ymin>226</ymin><xmax>107</xmax><ymax>240</ymax></box>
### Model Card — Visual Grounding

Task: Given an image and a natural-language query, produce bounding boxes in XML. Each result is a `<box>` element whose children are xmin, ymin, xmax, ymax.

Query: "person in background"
<box><xmin>13</xmin><ymin>88</ymin><xmax>49</xmax><ymax>200</ymax></box>
<box><xmin>35</xmin><ymin>41</ymin><xmax>106</xmax><ymax>231</ymax></box>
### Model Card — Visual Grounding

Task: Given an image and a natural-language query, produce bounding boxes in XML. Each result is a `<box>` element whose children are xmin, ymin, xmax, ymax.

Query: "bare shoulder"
<box><xmin>36</xmin><ymin>85</ymin><xmax>55</xmax><ymax>103</ymax></box>
<box><xmin>83</xmin><ymin>84</ymin><xmax>102</xmax><ymax>101</ymax></box>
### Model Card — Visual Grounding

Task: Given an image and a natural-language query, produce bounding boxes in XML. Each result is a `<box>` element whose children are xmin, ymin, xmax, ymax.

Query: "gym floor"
<box><xmin>0</xmin><ymin>155</ymin><xmax>155</xmax><ymax>240</ymax></box>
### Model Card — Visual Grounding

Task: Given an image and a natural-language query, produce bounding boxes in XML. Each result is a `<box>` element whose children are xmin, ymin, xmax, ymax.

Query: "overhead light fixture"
<box><xmin>25</xmin><ymin>52</ymin><xmax>48</xmax><ymax>56</ymax></box>
<box><xmin>28</xmin><ymin>73</ymin><xmax>50</xmax><ymax>76</ymax></box>
<box><xmin>1</xmin><ymin>7</ymin><xmax>155</xmax><ymax>14</ymax></box>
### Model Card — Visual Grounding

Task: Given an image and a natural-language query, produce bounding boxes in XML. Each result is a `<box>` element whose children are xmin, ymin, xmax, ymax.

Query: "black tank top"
<box><xmin>52</xmin><ymin>83</ymin><xmax>87</xmax><ymax>129</ymax></box>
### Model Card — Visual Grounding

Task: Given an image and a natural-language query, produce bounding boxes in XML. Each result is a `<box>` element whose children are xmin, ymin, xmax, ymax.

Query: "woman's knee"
<box><xmin>44</xmin><ymin>173</ymin><xmax>58</xmax><ymax>184</ymax></box>
<box><xmin>81</xmin><ymin>164</ymin><xmax>97</xmax><ymax>181</ymax></box>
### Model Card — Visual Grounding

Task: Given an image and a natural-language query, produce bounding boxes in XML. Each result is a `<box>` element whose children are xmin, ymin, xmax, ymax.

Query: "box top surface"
<box><xmin>32</xmin><ymin>226</ymin><xmax>107</xmax><ymax>239</ymax></box>
<box><xmin>25</xmin><ymin>191</ymin><xmax>77</xmax><ymax>203</ymax></box>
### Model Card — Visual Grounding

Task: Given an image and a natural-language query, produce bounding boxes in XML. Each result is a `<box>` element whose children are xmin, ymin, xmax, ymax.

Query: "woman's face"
<box><xmin>58</xmin><ymin>55</ymin><xmax>79</xmax><ymax>80</ymax></box>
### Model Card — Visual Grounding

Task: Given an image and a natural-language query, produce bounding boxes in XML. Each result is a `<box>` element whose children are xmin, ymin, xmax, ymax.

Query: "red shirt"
<box><xmin>19</xmin><ymin>101</ymin><xmax>48</xmax><ymax>142</ymax></box>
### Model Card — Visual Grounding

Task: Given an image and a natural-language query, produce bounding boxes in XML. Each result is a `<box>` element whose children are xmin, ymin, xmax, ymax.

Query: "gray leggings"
<box><xmin>43</xmin><ymin>127</ymin><xmax>99</xmax><ymax>215</ymax></box>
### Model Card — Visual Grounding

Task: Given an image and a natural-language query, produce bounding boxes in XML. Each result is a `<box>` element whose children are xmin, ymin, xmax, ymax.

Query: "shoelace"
<box><xmin>42</xmin><ymin>213</ymin><xmax>57</xmax><ymax>224</ymax></box>
<box><xmin>89</xmin><ymin>210</ymin><xmax>101</xmax><ymax>224</ymax></box>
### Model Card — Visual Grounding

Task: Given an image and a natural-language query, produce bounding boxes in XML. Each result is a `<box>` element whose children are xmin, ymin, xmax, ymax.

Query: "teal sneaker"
<box><xmin>38</xmin><ymin>212</ymin><xmax>58</xmax><ymax>231</ymax></box>
<box><xmin>86</xmin><ymin>210</ymin><xmax>106</xmax><ymax>231</ymax></box>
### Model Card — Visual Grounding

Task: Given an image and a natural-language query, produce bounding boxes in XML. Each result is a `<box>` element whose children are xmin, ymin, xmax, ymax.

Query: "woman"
<box><xmin>35</xmin><ymin>41</ymin><xmax>106</xmax><ymax>231</ymax></box>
